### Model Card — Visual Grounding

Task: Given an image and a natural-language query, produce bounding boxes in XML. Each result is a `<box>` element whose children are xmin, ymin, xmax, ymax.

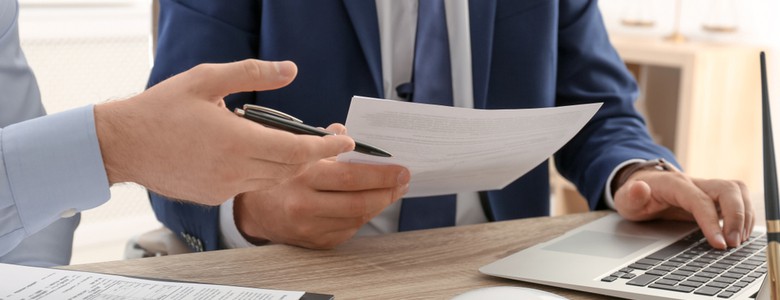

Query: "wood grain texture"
<box><xmin>65</xmin><ymin>211</ymin><xmax>623</xmax><ymax>300</ymax></box>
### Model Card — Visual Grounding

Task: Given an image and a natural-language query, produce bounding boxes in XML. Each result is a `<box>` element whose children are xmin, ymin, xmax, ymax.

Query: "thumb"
<box><xmin>614</xmin><ymin>180</ymin><xmax>654</xmax><ymax>219</ymax></box>
<box><xmin>191</xmin><ymin>59</ymin><xmax>298</xmax><ymax>99</ymax></box>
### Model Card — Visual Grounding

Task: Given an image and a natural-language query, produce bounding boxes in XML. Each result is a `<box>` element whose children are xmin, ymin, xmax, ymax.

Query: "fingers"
<box><xmin>325</xmin><ymin>123</ymin><xmax>348</xmax><ymax>135</ymax></box>
<box><xmin>613</xmin><ymin>180</ymin><xmax>654</xmax><ymax>220</ymax></box>
<box><xmin>188</xmin><ymin>60</ymin><xmax>298</xmax><ymax>99</ymax></box>
<box><xmin>679</xmin><ymin>188</ymin><xmax>727</xmax><ymax>249</ymax></box>
<box><xmin>739</xmin><ymin>181</ymin><xmax>755</xmax><ymax>241</ymax></box>
<box><xmin>240</xmin><ymin>126</ymin><xmax>356</xmax><ymax>165</ymax></box>
<box><xmin>693</xmin><ymin>179</ymin><xmax>751</xmax><ymax>247</ymax></box>
<box><xmin>306</xmin><ymin>161</ymin><xmax>410</xmax><ymax>191</ymax></box>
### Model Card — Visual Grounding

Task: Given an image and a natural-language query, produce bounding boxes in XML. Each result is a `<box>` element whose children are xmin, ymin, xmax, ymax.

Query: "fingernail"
<box><xmin>273</xmin><ymin>61</ymin><xmax>295</xmax><ymax>78</ymax></box>
<box><xmin>397</xmin><ymin>169</ymin><xmax>411</xmax><ymax>185</ymax></box>
<box><xmin>714</xmin><ymin>232</ymin><xmax>727</xmax><ymax>249</ymax></box>
<box><xmin>398</xmin><ymin>184</ymin><xmax>410</xmax><ymax>197</ymax></box>
<box><xmin>728</xmin><ymin>231</ymin><xmax>741</xmax><ymax>247</ymax></box>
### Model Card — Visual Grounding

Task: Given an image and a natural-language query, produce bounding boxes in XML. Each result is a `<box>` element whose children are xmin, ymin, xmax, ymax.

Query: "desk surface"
<box><xmin>66</xmin><ymin>211</ymin><xmax>622</xmax><ymax>300</ymax></box>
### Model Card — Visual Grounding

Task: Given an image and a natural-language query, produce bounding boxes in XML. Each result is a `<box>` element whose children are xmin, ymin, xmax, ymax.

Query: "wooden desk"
<box><xmin>65</xmin><ymin>211</ymin><xmax>620</xmax><ymax>300</ymax></box>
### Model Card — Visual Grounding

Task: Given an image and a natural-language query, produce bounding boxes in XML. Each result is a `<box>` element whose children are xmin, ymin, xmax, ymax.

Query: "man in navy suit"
<box><xmin>149</xmin><ymin>0</ymin><xmax>754</xmax><ymax>252</ymax></box>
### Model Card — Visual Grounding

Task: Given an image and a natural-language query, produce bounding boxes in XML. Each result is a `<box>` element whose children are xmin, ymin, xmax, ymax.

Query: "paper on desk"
<box><xmin>337</xmin><ymin>96</ymin><xmax>602</xmax><ymax>197</ymax></box>
<box><xmin>0</xmin><ymin>263</ymin><xmax>305</xmax><ymax>300</ymax></box>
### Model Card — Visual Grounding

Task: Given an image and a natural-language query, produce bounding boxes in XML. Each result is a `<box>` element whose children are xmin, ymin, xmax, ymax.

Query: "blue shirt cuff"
<box><xmin>1</xmin><ymin>104</ymin><xmax>110</xmax><ymax>237</ymax></box>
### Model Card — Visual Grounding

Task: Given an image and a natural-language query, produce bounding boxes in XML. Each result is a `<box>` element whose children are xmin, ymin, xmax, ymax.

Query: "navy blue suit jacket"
<box><xmin>148</xmin><ymin>0</ymin><xmax>677</xmax><ymax>251</ymax></box>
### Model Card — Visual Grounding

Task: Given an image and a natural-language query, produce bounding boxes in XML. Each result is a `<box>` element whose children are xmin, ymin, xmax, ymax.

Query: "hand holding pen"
<box><xmin>234</xmin><ymin>104</ymin><xmax>392</xmax><ymax>157</ymax></box>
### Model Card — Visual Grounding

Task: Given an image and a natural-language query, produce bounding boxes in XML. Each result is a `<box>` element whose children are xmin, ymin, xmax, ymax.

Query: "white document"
<box><xmin>0</xmin><ymin>263</ymin><xmax>305</xmax><ymax>300</ymax></box>
<box><xmin>337</xmin><ymin>96</ymin><xmax>602</xmax><ymax>197</ymax></box>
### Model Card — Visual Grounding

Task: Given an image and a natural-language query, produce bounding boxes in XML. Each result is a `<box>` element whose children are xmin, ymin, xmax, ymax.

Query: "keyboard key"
<box><xmin>707</xmin><ymin>281</ymin><xmax>730</xmax><ymax>289</ymax></box>
<box><xmin>656</xmin><ymin>279</ymin><xmax>680</xmax><ymax>285</ymax></box>
<box><xmin>663</xmin><ymin>274</ymin><xmax>686</xmax><ymax>282</ymax></box>
<box><xmin>688</xmin><ymin>276</ymin><xmax>710</xmax><ymax>283</ymax></box>
<box><xmin>671</xmin><ymin>270</ymin><xmax>695</xmax><ymax>277</ymax></box>
<box><xmin>621</xmin><ymin>273</ymin><xmax>637</xmax><ymax>279</ymax></box>
<box><xmin>695</xmin><ymin>286</ymin><xmax>723</xmax><ymax>296</ymax></box>
<box><xmin>628</xmin><ymin>263</ymin><xmax>653</xmax><ymax>270</ymax></box>
<box><xmin>680</xmin><ymin>266</ymin><xmax>702</xmax><ymax>272</ymax></box>
<box><xmin>655</xmin><ymin>265</ymin><xmax>676</xmax><ymax>272</ymax></box>
<box><xmin>713</xmin><ymin>276</ymin><xmax>737</xmax><ymax>284</ymax></box>
<box><xmin>679</xmin><ymin>280</ymin><xmax>704</xmax><ymax>288</ymax></box>
<box><xmin>717</xmin><ymin>291</ymin><xmax>735</xmax><ymax>298</ymax></box>
<box><xmin>703</xmin><ymin>267</ymin><xmax>727</xmax><ymax>274</ymax></box>
<box><xmin>646</xmin><ymin>269</ymin><xmax>668</xmax><ymax>276</ymax></box>
<box><xmin>648</xmin><ymin>283</ymin><xmax>695</xmax><ymax>293</ymax></box>
<box><xmin>601</xmin><ymin>276</ymin><xmax>618</xmax><ymax>282</ymax></box>
<box><xmin>647</xmin><ymin>239</ymin><xmax>700</xmax><ymax>260</ymax></box>
<box><xmin>627</xmin><ymin>274</ymin><xmax>660</xmax><ymax>286</ymax></box>
<box><xmin>697</xmin><ymin>271</ymin><xmax>718</xmax><ymax>279</ymax></box>
<box><xmin>636</xmin><ymin>258</ymin><xmax>662</xmax><ymax>266</ymax></box>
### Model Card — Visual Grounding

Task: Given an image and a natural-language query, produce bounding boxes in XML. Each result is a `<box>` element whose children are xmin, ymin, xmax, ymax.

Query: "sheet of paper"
<box><xmin>0</xmin><ymin>263</ymin><xmax>304</xmax><ymax>300</ymax></box>
<box><xmin>337</xmin><ymin>96</ymin><xmax>602</xmax><ymax>197</ymax></box>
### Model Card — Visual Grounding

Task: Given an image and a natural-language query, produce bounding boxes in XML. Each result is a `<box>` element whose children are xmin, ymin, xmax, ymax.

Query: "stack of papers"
<box><xmin>0</xmin><ymin>263</ymin><xmax>317</xmax><ymax>300</ymax></box>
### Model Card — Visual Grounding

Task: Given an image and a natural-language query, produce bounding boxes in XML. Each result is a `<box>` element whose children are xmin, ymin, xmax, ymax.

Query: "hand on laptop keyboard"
<box><xmin>612</xmin><ymin>161</ymin><xmax>754</xmax><ymax>250</ymax></box>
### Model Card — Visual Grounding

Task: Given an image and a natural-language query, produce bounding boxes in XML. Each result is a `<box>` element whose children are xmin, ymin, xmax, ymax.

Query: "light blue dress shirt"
<box><xmin>0</xmin><ymin>0</ymin><xmax>110</xmax><ymax>266</ymax></box>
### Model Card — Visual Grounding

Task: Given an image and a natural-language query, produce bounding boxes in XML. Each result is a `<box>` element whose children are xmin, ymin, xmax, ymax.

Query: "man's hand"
<box><xmin>94</xmin><ymin>60</ymin><xmax>356</xmax><ymax>206</ymax></box>
<box><xmin>235</xmin><ymin>124</ymin><xmax>410</xmax><ymax>249</ymax></box>
<box><xmin>613</xmin><ymin>167</ymin><xmax>754</xmax><ymax>250</ymax></box>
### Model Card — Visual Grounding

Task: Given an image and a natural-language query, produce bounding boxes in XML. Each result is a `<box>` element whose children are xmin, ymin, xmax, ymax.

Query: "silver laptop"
<box><xmin>481</xmin><ymin>213</ymin><xmax>767</xmax><ymax>299</ymax></box>
<box><xmin>480</xmin><ymin>54</ymin><xmax>775</xmax><ymax>300</ymax></box>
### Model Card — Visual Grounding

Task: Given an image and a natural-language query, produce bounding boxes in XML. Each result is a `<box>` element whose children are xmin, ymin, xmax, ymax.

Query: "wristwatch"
<box><xmin>611</xmin><ymin>158</ymin><xmax>677</xmax><ymax>195</ymax></box>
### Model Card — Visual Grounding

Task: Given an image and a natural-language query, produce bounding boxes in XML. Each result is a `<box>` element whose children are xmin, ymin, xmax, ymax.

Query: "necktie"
<box><xmin>397</xmin><ymin>0</ymin><xmax>457</xmax><ymax>232</ymax></box>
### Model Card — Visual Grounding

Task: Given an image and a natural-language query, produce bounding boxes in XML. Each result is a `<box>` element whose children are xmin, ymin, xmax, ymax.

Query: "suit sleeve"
<box><xmin>553</xmin><ymin>0</ymin><xmax>678</xmax><ymax>209</ymax></box>
<box><xmin>148</xmin><ymin>0</ymin><xmax>261</xmax><ymax>251</ymax></box>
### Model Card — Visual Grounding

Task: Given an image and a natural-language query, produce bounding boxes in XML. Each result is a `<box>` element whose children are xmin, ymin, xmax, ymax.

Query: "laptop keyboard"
<box><xmin>600</xmin><ymin>231</ymin><xmax>767</xmax><ymax>298</ymax></box>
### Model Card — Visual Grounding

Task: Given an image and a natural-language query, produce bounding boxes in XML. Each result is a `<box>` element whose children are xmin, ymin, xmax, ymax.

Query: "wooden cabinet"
<box><xmin>552</xmin><ymin>35</ymin><xmax>763</xmax><ymax>215</ymax></box>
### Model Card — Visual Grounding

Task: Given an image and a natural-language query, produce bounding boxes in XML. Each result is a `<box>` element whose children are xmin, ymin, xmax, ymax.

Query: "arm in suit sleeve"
<box><xmin>552</xmin><ymin>0</ymin><xmax>677</xmax><ymax>209</ymax></box>
<box><xmin>0</xmin><ymin>1</ymin><xmax>109</xmax><ymax>258</ymax></box>
<box><xmin>148</xmin><ymin>0</ymin><xmax>261</xmax><ymax>251</ymax></box>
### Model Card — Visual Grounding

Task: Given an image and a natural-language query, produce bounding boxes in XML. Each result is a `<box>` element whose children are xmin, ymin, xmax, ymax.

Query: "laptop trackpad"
<box><xmin>542</xmin><ymin>230</ymin><xmax>658</xmax><ymax>259</ymax></box>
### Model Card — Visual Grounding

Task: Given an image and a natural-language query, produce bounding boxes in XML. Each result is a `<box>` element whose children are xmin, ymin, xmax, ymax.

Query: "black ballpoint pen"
<box><xmin>234</xmin><ymin>104</ymin><xmax>392</xmax><ymax>158</ymax></box>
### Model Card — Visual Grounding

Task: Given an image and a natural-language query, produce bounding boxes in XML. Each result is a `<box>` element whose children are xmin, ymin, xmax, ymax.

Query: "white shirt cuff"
<box><xmin>603</xmin><ymin>159</ymin><xmax>647</xmax><ymax>210</ymax></box>
<box><xmin>219</xmin><ymin>198</ymin><xmax>256</xmax><ymax>248</ymax></box>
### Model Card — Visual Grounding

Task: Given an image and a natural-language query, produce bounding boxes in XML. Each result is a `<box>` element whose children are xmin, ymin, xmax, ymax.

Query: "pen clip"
<box><xmin>242</xmin><ymin>104</ymin><xmax>304</xmax><ymax>123</ymax></box>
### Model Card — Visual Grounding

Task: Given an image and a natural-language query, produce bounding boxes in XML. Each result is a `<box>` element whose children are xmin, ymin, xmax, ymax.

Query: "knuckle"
<box><xmin>734</xmin><ymin>180</ymin><xmax>748</xmax><ymax>190</ymax></box>
<box><xmin>189</xmin><ymin>63</ymin><xmax>217</xmax><ymax>78</ymax></box>
<box><xmin>295</xmin><ymin>224</ymin><xmax>316</xmax><ymax>238</ymax></box>
<box><xmin>240</xmin><ymin>59</ymin><xmax>264</xmax><ymax>81</ymax></box>
<box><xmin>348</xmin><ymin>197</ymin><xmax>368</xmax><ymax>216</ymax></box>
<box><xmin>724</xmin><ymin>180</ymin><xmax>740</xmax><ymax>190</ymax></box>
<box><xmin>335</xmin><ymin>169</ymin><xmax>359</xmax><ymax>188</ymax></box>
<box><xmin>285</xmin><ymin>200</ymin><xmax>308</xmax><ymax>216</ymax></box>
<box><xmin>282</xmin><ymin>140</ymin><xmax>313</xmax><ymax>164</ymax></box>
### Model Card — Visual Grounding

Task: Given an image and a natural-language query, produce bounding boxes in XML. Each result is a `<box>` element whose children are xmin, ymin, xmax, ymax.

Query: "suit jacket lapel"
<box><xmin>342</xmin><ymin>0</ymin><xmax>384</xmax><ymax>98</ymax></box>
<box><xmin>468</xmin><ymin>0</ymin><xmax>496</xmax><ymax>109</ymax></box>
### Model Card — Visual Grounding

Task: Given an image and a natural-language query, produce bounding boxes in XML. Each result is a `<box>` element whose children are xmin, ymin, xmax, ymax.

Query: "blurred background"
<box><xmin>14</xmin><ymin>0</ymin><xmax>780</xmax><ymax>265</ymax></box>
